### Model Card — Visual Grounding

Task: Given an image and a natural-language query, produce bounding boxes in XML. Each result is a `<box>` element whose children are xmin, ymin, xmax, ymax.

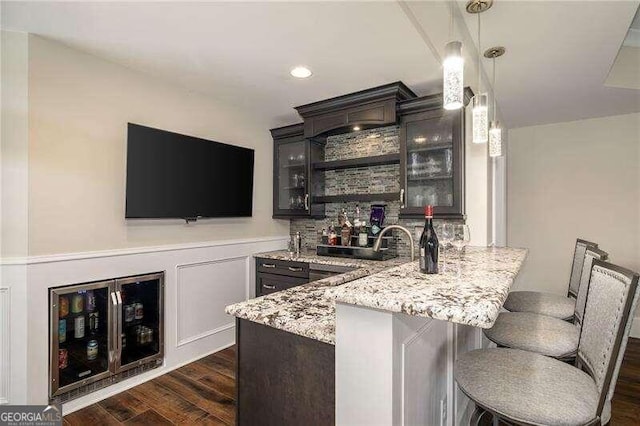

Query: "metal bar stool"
<box><xmin>483</xmin><ymin>247</ymin><xmax>608</xmax><ymax>360</ymax></box>
<box><xmin>503</xmin><ymin>238</ymin><xmax>597</xmax><ymax>320</ymax></box>
<box><xmin>455</xmin><ymin>260</ymin><xmax>639</xmax><ymax>426</ymax></box>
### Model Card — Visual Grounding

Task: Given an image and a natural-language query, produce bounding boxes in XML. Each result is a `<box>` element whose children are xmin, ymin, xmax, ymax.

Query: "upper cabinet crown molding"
<box><xmin>397</xmin><ymin>87</ymin><xmax>474</xmax><ymax>115</ymax></box>
<box><xmin>294</xmin><ymin>81</ymin><xmax>418</xmax><ymax>138</ymax></box>
<box><xmin>269</xmin><ymin>123</ymin><xmax>305</xmax><ymax>140</ymax></box>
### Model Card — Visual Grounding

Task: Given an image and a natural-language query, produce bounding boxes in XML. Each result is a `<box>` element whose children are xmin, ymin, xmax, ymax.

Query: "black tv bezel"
<box><xmin>124</xmin><ymin>123</ymin><xmax>255</xmax><ymax>220</ymax></box>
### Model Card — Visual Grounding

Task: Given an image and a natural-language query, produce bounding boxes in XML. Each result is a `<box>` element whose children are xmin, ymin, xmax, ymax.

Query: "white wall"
<box><xmin>507</xmin><ymin>113</ymin><xmax>640</xmax><ymax>333</ymax></box>
<box><xmin>1</xmin><ymin>30</ymin><xmax>30</xmax><ymax>404</ymax></box>
<box><xmin>0</xmin><ymin>32</ymin><xmax>291</xmax><ymax>407</ymax></box>
<box><xmin>27</xmin><ymin>34</ymin><xmax>288</xmax><ymax>256</ymax></box>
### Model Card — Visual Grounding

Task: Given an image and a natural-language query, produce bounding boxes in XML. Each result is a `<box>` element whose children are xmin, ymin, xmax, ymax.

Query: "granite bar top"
<box><xmin>225</xmin><ymin>247</ymin><xmax>527</xmax><ymax>344</ymax></box>
<box><xmin>326</xmin><ymin>246</ymin><xmax>528</xmax><ymax>328</ymax></box>
<box><xmin>225</xmin><ymin>250</ymin><xmax>406</xmax><ymax>344</ymax></box>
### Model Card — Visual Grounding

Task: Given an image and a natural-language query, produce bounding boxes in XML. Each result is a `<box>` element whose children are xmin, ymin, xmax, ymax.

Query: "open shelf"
<box><xmin>313</xmin><ymin>192</ymin><xmax>400</xmax><ymax>204</ymax></box>
<box><xmin>282</xmin><ymin>162</ymin><xmax>306</xmax><ymax>169</ymax></box>
<box><xmin>312</xmin><ymin>154</ymin><xmax>400</xmax><ymax>171</ymax></box>
<box><xmin>407</xmin><ymin>175</ymin><xmax>452</xmax><ymax>182</ymax></box>
<box><xmin>408</xmin><ymin>143</ymin><xmax>452</xmax><ymax>153</ymax></box>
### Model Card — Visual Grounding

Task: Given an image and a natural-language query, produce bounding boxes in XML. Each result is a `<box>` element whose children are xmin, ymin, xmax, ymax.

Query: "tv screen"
<box><xmin>125</xmin><ymin>123</ymin><xmax>254</xmax><ymax>219</ymax></box>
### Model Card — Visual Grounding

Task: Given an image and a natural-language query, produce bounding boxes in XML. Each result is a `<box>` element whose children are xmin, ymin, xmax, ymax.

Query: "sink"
<box><xmin>316</xmin><ymin>244</ymin><xmax>397</xmax><ymax>261</ymax></box>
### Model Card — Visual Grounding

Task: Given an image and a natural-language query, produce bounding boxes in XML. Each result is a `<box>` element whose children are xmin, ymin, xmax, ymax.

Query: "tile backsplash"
<box><xmin>290</xmin><ymin>125</ymin><xmax>448</xmax><ymax>258</ymax></box>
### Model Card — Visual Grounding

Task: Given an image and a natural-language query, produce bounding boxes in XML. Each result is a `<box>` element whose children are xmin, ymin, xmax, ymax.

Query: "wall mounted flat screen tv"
<box><xmin>125</xmin><ymin>123</ymin><xmax>254</xmax><ymax>219</ymax></box>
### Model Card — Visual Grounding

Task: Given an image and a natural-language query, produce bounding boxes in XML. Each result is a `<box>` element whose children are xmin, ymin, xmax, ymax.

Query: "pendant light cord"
<box><xmin>492</xmin><ymin>56</ymin><xmax>497</xmax><ymax>121</ymax></box>
<box><xmin>449</xmin><ymin>0</ymin><xmax>454</xmax><ymax>40</ymax></box>
<box><xmin>477</xmin><ymin>12</ymin><xmax>481</xmax><ymax>91</ymax></box>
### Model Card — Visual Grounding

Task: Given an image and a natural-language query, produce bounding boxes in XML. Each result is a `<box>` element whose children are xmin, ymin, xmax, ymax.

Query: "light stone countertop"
<box><xmin>225</xmin><ymin>247</ymin><xmax>527</xmax><ymax>345</ymax></box>
<box><xmin>325</xmin><ymin>246</ymin><xmax>528</xmax><ymax>329</ymax></box>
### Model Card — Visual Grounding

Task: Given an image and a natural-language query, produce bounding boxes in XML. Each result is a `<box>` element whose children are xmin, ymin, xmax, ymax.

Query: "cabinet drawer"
<box><xmin>257</xmin><ymin>273</ymin><xmax>308</xmax><ymax>296</ymax></box>
<box><xmin>256</xmin><ymin>258</ymin><xmax>309</xmax><ymax>278</ymax></box>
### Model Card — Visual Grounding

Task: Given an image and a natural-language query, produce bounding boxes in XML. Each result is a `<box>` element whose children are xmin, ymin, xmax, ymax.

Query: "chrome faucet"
<box><xmin>373</xmin><ymin>225</ymin><xmax>415</xmax><ymax>261</ymax></box>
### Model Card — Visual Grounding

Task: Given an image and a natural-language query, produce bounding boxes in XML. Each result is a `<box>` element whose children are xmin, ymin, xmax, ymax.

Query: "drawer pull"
<box><xmin>262</xmin><ymin>284</ymin><xmax>276</xmax><ymax>290</ymax></box>
<box><xmin>262</xmin><ymin>263</ymin><xmax>276</xmax><ymax>268</ymax></box>
<box><xmin>288</xmin><ymin>266</ymin><xmax>303</xmax><ymax>272</ymax></box>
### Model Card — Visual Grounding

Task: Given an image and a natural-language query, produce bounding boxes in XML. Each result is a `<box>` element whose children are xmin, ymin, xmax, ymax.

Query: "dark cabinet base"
<box><xmin>236</xmin><ymin>319</ymin><xmax>335</xmax><ymax>426</ymax></box>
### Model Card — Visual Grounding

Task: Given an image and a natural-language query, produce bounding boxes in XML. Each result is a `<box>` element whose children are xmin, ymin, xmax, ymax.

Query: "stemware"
<box><xmin>451</xmin><ymin>224</ymin><xmax>470</xmax><ymax>254</ymax></box>
<box><xmin>440</xmin><ymin>223</ymin><xmax>455</xmax><ymax>271</ymax></box>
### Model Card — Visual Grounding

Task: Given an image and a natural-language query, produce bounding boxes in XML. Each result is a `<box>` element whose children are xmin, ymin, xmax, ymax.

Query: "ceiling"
<box><xmin>2</xmin><ymin>1</ymin><xmax>639</xmax><ymax>129</ymax></box>
<box><xmin>456</xmin><ymin>0</ymin><xmax>640</xmax><ymax>128</ymax></box>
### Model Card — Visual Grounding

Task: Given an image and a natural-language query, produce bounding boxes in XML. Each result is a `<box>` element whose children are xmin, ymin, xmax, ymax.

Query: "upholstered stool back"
<box><xmin>573</xmin><ymin>247</ymin><xmax>608</xmax><ymax>325</ymax></box>
<box><xmin>568</xmin><ymin>239</ymin><xmax>597</xmax><ymax>298</ymax></box>
<box><xmin>576</xmin><ymin>261</ymin><xmax>639</xmax><ymax>418</ymax></box>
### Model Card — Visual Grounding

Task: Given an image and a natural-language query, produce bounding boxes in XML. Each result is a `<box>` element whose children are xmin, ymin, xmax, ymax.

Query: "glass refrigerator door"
<box><xmin>50</xmin><ymin>281</ymin><xmax>113</xmax><ymax>396</ymax></box>
<box><xmin>116</xmin><ymin>273</ymin><xmax>164</xmax><ymax>371</ymax></box>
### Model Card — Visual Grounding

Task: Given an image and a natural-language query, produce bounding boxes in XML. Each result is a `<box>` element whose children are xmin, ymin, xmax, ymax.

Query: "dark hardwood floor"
<box><xmin>64</xmin><ymin>346</ymin><xmax>236</xmax><ymax>426</ymax></box>
<box><xmin>65</xmin><ymin>338</ymin><xmax>640</xmax><ymax>425</ymax></box>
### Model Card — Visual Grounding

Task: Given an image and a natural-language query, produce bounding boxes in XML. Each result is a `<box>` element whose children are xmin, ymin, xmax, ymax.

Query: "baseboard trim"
<box><xmin>631</xmin><ymin>316</ymin><xmax>640</xmax><ymax>339</ymax></box>
<box><xmin>0</xmin><ymin>235</ymin><xmax>288</xmax><ymax>265</ymax></box>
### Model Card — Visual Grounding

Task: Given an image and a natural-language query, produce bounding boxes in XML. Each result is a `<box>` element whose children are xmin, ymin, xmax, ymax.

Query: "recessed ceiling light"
<box><xmin>290</xmin><ymin>66</ymin><xmax>312</xmax><ymax>78</ymax></box>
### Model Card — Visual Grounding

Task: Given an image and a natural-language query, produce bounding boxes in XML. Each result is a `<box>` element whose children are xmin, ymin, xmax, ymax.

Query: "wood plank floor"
<box><xmin>66</xmin><ymin>339</ymin><xmax>640</xmax><ymax>425</ymax></box>
<box><xmin>64</xmin><ymin>346</ymin><xmax>236</xmax><ymax>426</ymax></box>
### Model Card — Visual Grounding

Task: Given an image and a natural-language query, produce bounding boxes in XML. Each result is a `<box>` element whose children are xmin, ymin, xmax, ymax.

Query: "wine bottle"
<box><xmin>419</xmin><ymin>205</ymin><xmax>439</xmax><ymax>274</ymax></box>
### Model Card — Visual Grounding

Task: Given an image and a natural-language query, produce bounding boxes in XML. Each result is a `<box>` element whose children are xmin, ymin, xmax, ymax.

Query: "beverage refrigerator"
<box><xmin>49</xmin><ymin>272</ymin><xmax>164</xmax><ymax>402</ymax></box>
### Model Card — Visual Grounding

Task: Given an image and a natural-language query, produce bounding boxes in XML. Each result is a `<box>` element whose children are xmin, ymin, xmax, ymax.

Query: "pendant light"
<box><xmin>466</xmin><ymin>0</ymin><xmax>493</xmax><ymax>144</ymax></box>
<box><xmin>443</xmin><ymin>1</ymin><xmax>464</xmax><ymax>110</ymax></box>
<box><xmin>485</xmin><ymin>46</ymin><xmax>505</xmax><ymax>157</ymax></box>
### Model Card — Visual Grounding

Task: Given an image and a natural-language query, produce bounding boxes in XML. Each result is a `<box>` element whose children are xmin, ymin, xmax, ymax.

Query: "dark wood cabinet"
<box><xmin>397</xmin><ymin>90</ymin><xmax>472</xmax><ymax>219</ymax></box>
<box><xmin>295</xmin><ymin>82</ymin><xmax>416</xmax><ymax>138</ymax></box>
<box><xmin>236</xmin><ymin>319</ymin><xmax>334</xmax><ymax>426</ymax></box>
<box><xmin>271</xmin><ymin>124</ymin><xmax>324</xmax><ymax>219</ymax></box>
<box><xmin>255</xmin><ymin>257</ymin><xmax>310</xmax><ymax>297</ymax></box>
<box><xmin>271</xmin><ymin>83</ymin><xmax>472</xmax><ymax>220</ymax></box>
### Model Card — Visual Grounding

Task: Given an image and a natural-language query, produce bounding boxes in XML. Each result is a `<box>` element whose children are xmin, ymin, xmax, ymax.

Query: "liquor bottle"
<box><xmin>419</xmin><ymin>205</ymin><xmax>439</xmax><ymax>274</ymax></box>
<box><xmin>341</xmin><ymin>211</ymin><xmax>352</xmax><ymax>246</ymax></box>
<box><xmin>329</xmin><ymin>223</ymin><xmax>338</xmax><ymax>246</ymax></box>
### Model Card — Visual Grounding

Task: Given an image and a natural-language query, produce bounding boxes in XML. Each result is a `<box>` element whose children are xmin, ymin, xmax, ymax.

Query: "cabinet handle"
<box><xmin>110</xmin><ymin>292</ymin><xmax>118</xmax><ymax>306</ymax></box>
<box><xmin>262</xmin><ymin>263</ymin><xmax>276</xmax><ymax>268</ymax></box>
<box><xmin>263</xmin><ymin>284</ymin><xmax>276</xmax><ymax>290</ymax></box>
<box><xmin>304</xmin><ymin>194</ymin><xmax>309</xmax><ymax>210</ymax></box>
<box><xmin>288</xmin><ymin>266</ymin><xmax>303</xmax><ymax>272</ymax></box>
<box><xmin>400</xmin><ymin>188</ymin><xmax>405</xmax><ymax>208</ymax></box>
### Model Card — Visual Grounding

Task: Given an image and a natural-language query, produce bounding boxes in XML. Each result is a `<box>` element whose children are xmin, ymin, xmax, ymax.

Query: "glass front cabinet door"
<box><xmin>50</xmin><ymin>281</ymin><xmax>113</xmax><ymax>397</ymax></box>
<box><xmin>400</xmin><ymin>107</ymin><xmax>465</xmax><ymax>219</ymax></box>
<box><xmin>271</xmin><ymin>123</ymin><xmax>315</xmax><ymax>218</ymax></box>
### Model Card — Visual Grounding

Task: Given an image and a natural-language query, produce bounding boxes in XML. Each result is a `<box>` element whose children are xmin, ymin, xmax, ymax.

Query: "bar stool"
<box><xmin>455</xmin><ymin>260</ymin><xmax>639</xmax><ymax>426</ymax></box>
<box><xmin>503</xmin><ymin>238</ymin><xmax>597</xmax><ymax>320</ymax></box>
<box><xmin>483</xmin><ymin>247</ymin><xmax>608</xmax><ymax>360</ymax></box>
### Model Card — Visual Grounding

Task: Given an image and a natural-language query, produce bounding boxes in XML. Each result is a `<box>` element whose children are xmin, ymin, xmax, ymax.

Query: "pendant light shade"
<box><xmin>443</xmin><ymin>41</ymin><xmax>464</xmax><ymax>111</ymax></box>
<box><xmin>485</xmin><ymin>45</ymin><xmax>506</xmax><ymax>157</ymax></box>
<box><xmin>489</xmin><ymin>120</ymin><xmax>502</xmax><ymax>157</ymax></box>
<box><xmin>472</xmin><ymin>93</ymin><xmax>488</xmax><ymax>144</ymax></box>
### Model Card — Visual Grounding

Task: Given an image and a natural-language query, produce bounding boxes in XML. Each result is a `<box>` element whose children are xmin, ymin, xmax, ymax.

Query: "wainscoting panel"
<box><xmin>12</xmin><ymin>236</ymin><xmax>287</xmax><ymax>412</ymax></box>
<box><xmin>0</xmin><ymin>287</ymin><xmax>9</xmax><ymax>404</ymax></box>
<box><xmin>176</xmin><ymin>256</ymin><xmax>249</xmax><ymax>346</ymax></box>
